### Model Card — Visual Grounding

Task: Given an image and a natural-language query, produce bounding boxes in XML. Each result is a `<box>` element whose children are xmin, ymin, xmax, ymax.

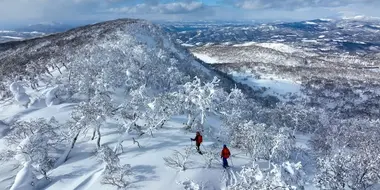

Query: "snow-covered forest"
<box><xmin>0</xmin><ymin>18</ymin><xmax>379</xmax><ymax>190</ymax></box>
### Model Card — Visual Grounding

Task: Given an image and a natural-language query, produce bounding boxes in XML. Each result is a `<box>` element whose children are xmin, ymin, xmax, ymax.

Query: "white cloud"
<box><xmin>232</xmin><ymin>0</ymin><xmax>378</xmax><ymax>10</ymax></box>
<box><xmin>109</xmin><ymin>1</ymin><xmax>204</xmax><ymax>14</ymax></box>
<box><xmin>0</xmin><ymin>0</ymin><xmax>380</xmax><ymax>26</ymax></box>
<box><xmin>0</xmin><ymin>0</ymin><xmax>103</xmax><ymax>23</ymax></box>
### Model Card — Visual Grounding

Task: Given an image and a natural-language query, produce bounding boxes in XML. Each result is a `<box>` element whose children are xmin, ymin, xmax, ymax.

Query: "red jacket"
<box><xmin>194</xmin><ymin>134</ymin><xmax>202</xmax><ymax>144</ymax></box>
<box><xmin>221</xmin><ymin>147</ymin><xmax>231</xmax><ymax>159</ymax></box>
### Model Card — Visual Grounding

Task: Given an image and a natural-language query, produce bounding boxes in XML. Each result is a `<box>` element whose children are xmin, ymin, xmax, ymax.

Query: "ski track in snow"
<box><xmin>221</xmin><ymin>167</ymin><xmax>237</xmax><ymax>189</ymax></box>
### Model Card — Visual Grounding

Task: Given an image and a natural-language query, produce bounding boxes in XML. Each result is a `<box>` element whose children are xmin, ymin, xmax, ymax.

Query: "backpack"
<box><xmin>197</xmin><ymin>135</ymin><xmax>203</xmax><ymax>143</ymax></box>
<box><xmin>222</xmin><ymin>148</ymin><xmax>230</xmax><ymax>158</ymax></box>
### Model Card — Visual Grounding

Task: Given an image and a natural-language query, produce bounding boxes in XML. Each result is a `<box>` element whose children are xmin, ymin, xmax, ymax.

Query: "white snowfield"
<box><xmin>0</xmin><ymin>95</ymin><xmax>271</xmax><ymax>190</ymax></box>
<box><xmin>231</xmin><ymin>72</ymin><xmax>303</xmax><ymax>100</ymax></box>
<box><xmin>191</xmin><ymin>50</ymin><xmax>304</xmax><ymax>100</ymax></box>
<box><xmin>192</xmin><ymin>53</ymin><xmax>221</xmax><ymax>64</ymax></box>
<box><xmin>233</xmin><ymin>42</ymin><xmax>302</xmax><ymax>54</ymax></box>
<box><xmin>190</xmin><ymin>42</ymin><xmax>317</xmax><ymax>69</ymax></box>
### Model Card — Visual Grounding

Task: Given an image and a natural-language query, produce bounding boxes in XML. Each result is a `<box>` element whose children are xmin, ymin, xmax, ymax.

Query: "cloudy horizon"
<box><xmin>1</xmin><ymin>0</ymin><xmax>380</xmax><ymax>27</ymax></box>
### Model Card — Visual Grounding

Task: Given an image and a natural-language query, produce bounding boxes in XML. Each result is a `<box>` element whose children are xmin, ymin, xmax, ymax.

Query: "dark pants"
<box><xmin>196</xmin><ymin>143</ymin><xmax>200</xmax><ymax>152</ymax></box>
<box><xmin>222</xmin><ymin>158</ymin><xmax>229</xmax><ymax>168</ymax></box>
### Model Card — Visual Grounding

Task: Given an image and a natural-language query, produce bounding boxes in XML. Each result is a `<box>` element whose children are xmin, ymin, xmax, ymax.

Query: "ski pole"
<box><xmin>230</xmin><ymin>157</ymin><xmax>234</xmax><ymax>167</ymax></box>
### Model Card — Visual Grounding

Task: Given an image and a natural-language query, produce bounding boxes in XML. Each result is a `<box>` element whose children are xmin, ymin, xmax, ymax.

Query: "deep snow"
<box><xmin>0</xmin><ymin>20</ymin><xmax>313</xmax><ymax>190</ymax></box>
<box><xmin>0</xmin><ymin>86</ymin><xmax>312</xmax><ymax>189</ymax></box>
<box><xmin>0</xmin><ymin>96</ymin><xmax>259</xmax><ymax>190</ymax></box>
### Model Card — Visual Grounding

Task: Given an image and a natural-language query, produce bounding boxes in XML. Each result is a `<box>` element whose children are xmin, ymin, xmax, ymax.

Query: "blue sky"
<box><xmin>1</xmin><ymin>0</ymin><xmax>380</xmax><ymax>26</ymax></box>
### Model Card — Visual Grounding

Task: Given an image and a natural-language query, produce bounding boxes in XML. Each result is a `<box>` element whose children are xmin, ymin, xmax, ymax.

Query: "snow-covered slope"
<box><xmin>5</xmin><ymin>18</ymin><xmax>376</xmax><ymax>190</ymax></box>
<box><xmin>1</xmin><ymin>97</ymin><xmax>296</xmax><ymax>190</ymax></box>
<box><xmin>190</xmin><ymin>44</ymin><xmax>307</xmax><ymax>66</ymax></box>
<box><xmin>0</xmin><ymin>19</ymin><xmax>239</xmax><ymax>95</ymax></box>
<box><xmin>0</xmin><ymin>18</ymin><xmax>286</xmax><ymax>190</ymax></box>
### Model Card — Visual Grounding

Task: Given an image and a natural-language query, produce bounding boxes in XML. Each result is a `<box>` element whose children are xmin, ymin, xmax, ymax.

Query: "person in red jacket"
<box><xmin>191</xmin><ymin>131</ymin><xmax>203</xmax><ymax>153</ymax></box>
<box><xmin>221</xmin><ymin>145</ymin><xmax>231</xmax><ymax>168</ymax></box>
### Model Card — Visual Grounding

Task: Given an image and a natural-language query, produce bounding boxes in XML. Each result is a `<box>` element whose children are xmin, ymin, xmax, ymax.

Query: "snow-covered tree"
<box><xmin>98</xmin><ymin>145</ymin><xmax>133</xmax><ymax>189</ymax></box>
<box><xmin>315</xmin><ymin>149</ymin><xmax>380</xmax><ymax>190</ymax></box>
<box><xmin>228</xmin><ymin>120</ymin><xmax>295</xmax><ymax>163</ymax></box>
<box><xmin>9</xmin><ymin>81</ymin><xmax>30</xmax><ymax>107</ymax></box>
<box><xmin>44</xmin><ymin>85</ymin><xmax>71</xmax><ymax>106</ymax></box>
<box><xmin>229</xmin><ymin>121</ymin><xmax>269</xmax><ymax>159</ymax></box>
<box><xmin>228</xmin><ymin>162</ymin><xmax>305</xmax><ymax>190</ymax></box>
<box><xmin>270</xmin><ymin>127</ymin><xmax>296</xmax><ymax>163</ymax></box>
<box><xmin>67</xmin><ymin>90</ymin><xmax>114</xmax><ymax>149</ymax></box>
<box><xmin>0</xmin><ymin>81</ymin><xmax>12</xmax><ymax>100</ymax></box>
<box><xmin>115</xmin><ymin>85</ymin><xmax>150</xmax><ymax>136</ymax></box>
<box><xmin>218</xmin><ymin>86</ymin><xmax>251</xmax><ymax>122</ymax></box>
<box><xmin>58</xmin><ymin>101</ymin><xmax>106</xmax><ymax>163</ymax></box>
<box><xmin>3</xmin><ymin>118</ymin><xmax>60</xmax><ymax>178</ymax></box>
<box><xmin>142</xmin><ymin>92</ymin><xmax>180</xmax><ymax>136</ymax></box>
<box><xmin>163</xmin><ymin>147</ymin><xmax>192</xmax><ymax>171</ymax></box>
<box><xmin>111</xmin><ymin>86</ymin><xmax>150</xmax><ymax>154</ymax></box>
<box><xmin>201</xmin><ymin>148</ymin><xmax>220</xmax><ymax>168</ymax></box>
<box><xmin>217</xmin><ymin>87</ymin><xmax>249</xmax><ymax>141</ymax></box>
<box><xmin>174</xmin><ymin>76</ymin><xmax>224</xmax><ymax>130</ymax></box>
<box><xmin>89</xmin><ymin>91</ymin><xmax>114</xmax><ymax>147</ymax></box>
<box><xmin>312</xmin><ymin>118</ymin><xmax>380</xmax><ymax>190</ymax></box>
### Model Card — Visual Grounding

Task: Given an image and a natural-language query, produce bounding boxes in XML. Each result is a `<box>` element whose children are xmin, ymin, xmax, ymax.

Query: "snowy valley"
<box><xmin>0</xmin><ymin>17</ymin><xmax>380</xmax><ymax>190</ymax></box>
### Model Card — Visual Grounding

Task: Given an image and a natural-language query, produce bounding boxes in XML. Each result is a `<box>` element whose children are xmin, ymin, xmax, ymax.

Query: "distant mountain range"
<box><xmin>15</xmin><ymin>22</ymin><xmax>74</xmax><ymax>33</ymax></box>
<box><xmin>1</xmin><ymin>18</ymin><xmax>380</xmax><ymax>56</ymax></box>
<box><xmin>0</xmin><ymin>22</ymin><xmax>75</xmax><ymax>43</ymax></box>
<box><xmin>164</xmin><ymin>18</ymin><xmax>380</xmax><ymax>55</ymax></box>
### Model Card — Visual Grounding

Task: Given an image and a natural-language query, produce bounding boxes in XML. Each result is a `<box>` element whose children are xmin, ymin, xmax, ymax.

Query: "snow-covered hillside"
<box><xmin>0</xmin><ymin>18</ymin><xmax>312</xmax><ymax>190</ymax></box>
<box><xmin>1</xmin><ymin>18</ymin><xmax>380</xmax><ymax>190</ymax></box>
<box><xmin>0</xmin><ymin>19</ymin><xmax>240</xmax><ymax>96</ymax></box>
<box><xmin>189</xmin><ymin>30</ymin><xmax>380</xmax><ymax>189</ymax></box>
<box><xmin>1</xmin><ymin>100</ymin><xmax>301</xmax><ymax>190</ymax></box>
<box><xmin>167</xmin><ymin>18</ymin><xmax>380</xmax><ymax>56</ymax></box>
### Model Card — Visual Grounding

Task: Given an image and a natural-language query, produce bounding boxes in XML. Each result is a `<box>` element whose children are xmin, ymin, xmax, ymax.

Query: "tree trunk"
<box><xmin>87</xmin><ymin>88</ymin><xmax>91</xmax><ymax>103</ymax></box>
<box><xmin>45</xmin><ymin>67</ymin><xmax>54</xmax><ymax>77</ymax></box>
<box><xmin>64</xmin><ymin>132</ymin><xmax>80</xmax><ymax>162</ymax></box>
<box><xmin>70</xmin><ymin>132</ymin><xmax>80</xmax><ymax>149</ymax></box>
<box><xmin>149</xmin><ymin>128</ymin><xmax>154</xmax><ymax>137</ymax></box>
<box><xmin>91</xmin><ymin>127</ymin><xmax>96</xmax><ymax>140</ymax></box>
<box><xmin>96</xmin><ymin>126</ymin><xmax>101</xmax><ymax>149</ymax></box>
<box><xmin>201</xmin><ymin>110</ymin><xmax>205</xmax><ymax>125</ymax></box>
<box><xmin>57</xmin><ymin>66</ymin><xmax>62</xmax><ymax>74</ymax></box>
<box><xmin>186</xmin><ymin>113</ymin><xmax>193</xmax><ymax>126</ymax></box>
<box><xmin>68</xmin><ymin>70</ymin><xmax>72</xmax><ymax>83</ymax></box>
<box><xmin>62</xmin><ymin>62</ymin><xmax>68</xmax><ymax>69</ymax></box>
<box><xmin>158</xmin><ymin>119</ymin><xmax>166</xmax><ymax>128</ymax></box>
<box><xmin>133</xmin><ymin>137</ymin><xmax>141</xmax><ymax>148</ymax></box>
